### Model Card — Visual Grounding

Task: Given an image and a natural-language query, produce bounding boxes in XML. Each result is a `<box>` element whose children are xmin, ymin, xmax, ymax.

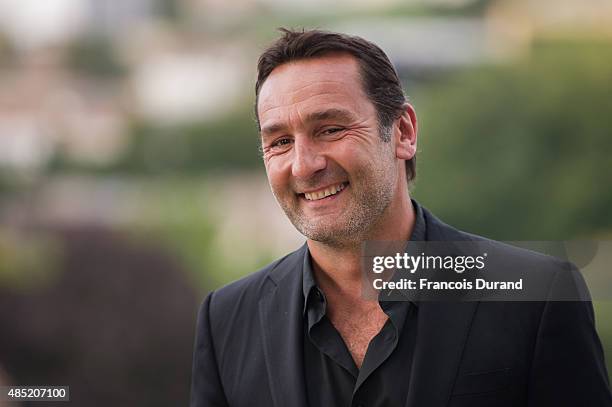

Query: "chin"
<box><xmin>300</xmin><ymin>224</ymin><xmax>358</xmax><ymax>246</ymax></box>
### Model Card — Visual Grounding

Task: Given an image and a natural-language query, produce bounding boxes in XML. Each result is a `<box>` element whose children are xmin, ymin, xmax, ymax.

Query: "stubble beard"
<box><xmin>273</xmin><ymin>145</ymin><xmax>397</xmax><ymax>249</ymax></box>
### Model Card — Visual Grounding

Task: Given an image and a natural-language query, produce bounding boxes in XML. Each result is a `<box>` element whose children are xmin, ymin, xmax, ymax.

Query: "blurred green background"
<box><xmin>0</xmin><ymin>0</ymin><xmax>611</xmax><ymax>405</ymax></box>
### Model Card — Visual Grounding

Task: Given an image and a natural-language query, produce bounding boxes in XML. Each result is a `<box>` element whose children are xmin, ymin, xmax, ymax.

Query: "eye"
<box><xmin>272</xmin><ymin>138</ymin><xmax>291</xmax><ymax>146</ymax></box>
<box><xmin>320</xmin><ymin>127</ymin><xmax>343</xmax><ymax>136</ymax></box>
<box><xmin>271</xmin><ymin>138</ymin><xmax>292</xmax><ymax>147</ymax></box>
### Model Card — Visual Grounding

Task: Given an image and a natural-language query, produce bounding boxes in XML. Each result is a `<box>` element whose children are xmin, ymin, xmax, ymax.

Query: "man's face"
<box><xmin>257</xmin><ymin>54</ymin><xmax>401</xmax><ymax>246</ymax></box>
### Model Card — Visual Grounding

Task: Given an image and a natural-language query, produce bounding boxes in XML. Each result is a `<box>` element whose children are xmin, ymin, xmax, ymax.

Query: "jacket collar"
<box><xmin>408</xmin><ymin>205</ymin><xmax>480</xmax><ymax>407</ymax></box>
<box><xmin>259</xmin><ymin>244</ymin><xmax>309</xmax><ymax>407</ymax></box>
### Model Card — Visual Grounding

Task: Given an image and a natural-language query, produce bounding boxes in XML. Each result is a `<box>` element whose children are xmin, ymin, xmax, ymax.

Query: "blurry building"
<box><xmin>84</xmin><ymin>0</ymin><xmax>158</xmax><ymax>37</ymax></box>
<box><xmin>0</xmin><ymin>0</ymin><xmax>87</xmax><ymax>50</ymax></box>
<box><xmin>0</xmin><ymin>53</ymin><xmax>127</xmax><ymax>173</ymax></box>
<box><xmin>489</xmin><ymin>0</ymin><xmax>612</xmax><ymax>38</ymax></box>
<box><xmin>130</xmin><ymin>48</ymin><xmax>248</xmax><ymax>124</ymax></box>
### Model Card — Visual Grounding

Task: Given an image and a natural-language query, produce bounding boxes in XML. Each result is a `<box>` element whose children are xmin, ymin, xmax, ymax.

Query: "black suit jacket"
<box><xmin>191</xmin><ymin>207</ymin><xmax>612</xmax><ymax>407</ymax></box>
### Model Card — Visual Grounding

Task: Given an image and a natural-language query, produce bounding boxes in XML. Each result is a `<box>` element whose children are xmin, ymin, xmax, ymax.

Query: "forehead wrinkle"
<box><xmin>305</xmin><ymin>108</ymin><xmax>358</xmax><ymax>124</ymax></box>
<box><xmin>283</xmin><ymin>79</ymin><xmax>361</xmax><ymax>95</ymax></box>
<box><xmin>258</xmin><ymin>59</ymin><xmax>370</xmax><ymax>136</ymax></box>
<box><xmin>260</xmin><ymin>82</ymin><xmax>359</xmax><ymax>114</ymax></box>
<box><xmin>260</xmin><ymin>106</ymin><xmax>360</xmax><ymax>138</ymax></box>
<box><xmin>258</xmin><ymin>63</ymin><xmax>365</xmax><ymax>106</ymax></box>
<box><xmin>260</xmin><ymin>122</ymin><xmax>287</xmax><ymax>137</ymax></box>
<box><xmin>259</xmin><ymin>102</ymin><xmax>302</xmax><ymax>136</ymax></box>
<box><xmin>259</xmin><ymin>87</ymin><xmax>364</xmax><ymax>128</ymax></box>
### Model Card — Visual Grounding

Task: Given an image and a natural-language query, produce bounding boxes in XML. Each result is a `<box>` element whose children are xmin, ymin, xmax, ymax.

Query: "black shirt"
<box><xmin>302</xmin><ymin>201</ymin><xmax>427</xmax><ymax>407</ymax></box>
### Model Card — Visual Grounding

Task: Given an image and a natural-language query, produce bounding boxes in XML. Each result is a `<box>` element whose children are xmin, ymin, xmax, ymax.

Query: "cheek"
<box><xmin>332</xmin><ymin>138</ymin><xmax>377</xmax><ymax>171</ymax></box>
<box><xmin>265</xmin><ymin>158</ymin><xmax>291</xmax><ymax>194</ymax></box>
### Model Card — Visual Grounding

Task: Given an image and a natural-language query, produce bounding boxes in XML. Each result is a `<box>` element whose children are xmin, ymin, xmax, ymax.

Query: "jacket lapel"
<box><xmin>405</xmin><ymin>301</ymin><xmax>479</xmax><ymax>407</ymax></box>
<box><xmin>404</xmin><ymin>205</ymin><xmax>480</xmax><ymax>407</ymax></box>
<box><xmin>259</xmin><ymin>245</ymin><xmax>308</xmax><ymax>407</ymax></box>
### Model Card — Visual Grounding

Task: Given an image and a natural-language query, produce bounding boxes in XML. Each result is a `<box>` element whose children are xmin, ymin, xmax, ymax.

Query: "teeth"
<box><xmin>304</xmin><ymin>183</ymin><xmax>346</xmax><ymax>201</ymax></box>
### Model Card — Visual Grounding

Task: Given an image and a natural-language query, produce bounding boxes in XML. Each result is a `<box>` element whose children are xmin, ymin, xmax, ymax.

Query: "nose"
<box><xmin>291</xmin><ymin>137</ymin><xmax>326</xmax><ymax>179</ymax></box>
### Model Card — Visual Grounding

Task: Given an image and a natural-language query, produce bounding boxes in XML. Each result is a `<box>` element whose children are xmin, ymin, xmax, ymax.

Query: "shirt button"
<box><xmin>316</xmin><ymin>290</ymin><xmax>323</xmax><ymax>301</ymax></box>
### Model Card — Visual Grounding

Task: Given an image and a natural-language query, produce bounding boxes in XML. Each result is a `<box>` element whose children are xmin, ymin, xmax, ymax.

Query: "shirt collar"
<box><xmin>302</xmin><ymin>199</ymin><xmax>427</xmax><ymax>314</ymax></box>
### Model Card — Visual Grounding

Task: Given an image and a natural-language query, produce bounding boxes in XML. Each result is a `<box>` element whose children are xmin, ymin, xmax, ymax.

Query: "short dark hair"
<box><xmin>255</xmin><ymin>28</ymin><xmax>416</xmax><ymax>183</ymax></box>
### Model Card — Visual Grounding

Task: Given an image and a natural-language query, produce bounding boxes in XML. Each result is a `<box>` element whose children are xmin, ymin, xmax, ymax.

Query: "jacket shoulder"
<box><xmin>205</xmin><ymin>245</ymin><xmax>304</xmax><ymax>324</ymax></box>
<box><xmin>423</xmin><ymin>205</ymin><xmax>568</xmax><ymax>267</ymax></box>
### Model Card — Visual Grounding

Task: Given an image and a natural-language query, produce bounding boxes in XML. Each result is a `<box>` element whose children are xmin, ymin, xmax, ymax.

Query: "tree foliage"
<box><xmin>413</xmin><ymin>39</ymin><xmax>612</xmax><ymax>240</ymax></box>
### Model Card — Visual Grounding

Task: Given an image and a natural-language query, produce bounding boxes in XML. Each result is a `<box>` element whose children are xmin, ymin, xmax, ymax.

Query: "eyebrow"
<box><xmin>260</xmin><ymin>108</ymin><xmax>358</xmax><ymax>137</ymax></box>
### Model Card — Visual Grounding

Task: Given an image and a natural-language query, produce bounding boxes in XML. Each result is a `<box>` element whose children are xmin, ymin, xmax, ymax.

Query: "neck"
<box><xmin>307</xmin><ymin>192</ymin><xmax>415</xmax><ymax>297</ymax></box>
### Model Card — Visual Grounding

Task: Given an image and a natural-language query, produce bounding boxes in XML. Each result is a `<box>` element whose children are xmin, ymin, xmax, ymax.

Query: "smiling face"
<box><xmin>257</xmin><ymin>54</ymin><xmax>405</xmax><ymax>247</ymax></box>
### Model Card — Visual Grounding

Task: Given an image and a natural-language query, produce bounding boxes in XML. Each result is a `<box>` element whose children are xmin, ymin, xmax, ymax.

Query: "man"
<box><xmin>191</xmin><ymin>29</ymin><xmax>611</xmax><ymax>406</ymax></box>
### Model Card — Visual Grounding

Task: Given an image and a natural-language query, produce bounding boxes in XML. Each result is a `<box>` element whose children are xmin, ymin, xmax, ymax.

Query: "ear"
<box><xmin>394</xmin><ymin>103</ymin><xmax>418</xmax><ymax>160</ymax></box>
